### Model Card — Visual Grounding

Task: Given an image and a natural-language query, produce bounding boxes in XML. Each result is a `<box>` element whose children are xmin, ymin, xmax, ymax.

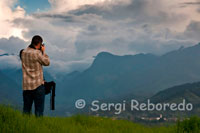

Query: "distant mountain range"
<box><xmin>1</xmin><ymin>43</ymin><xmax>200</xmax><ymax>116</ymax></box>
<box><xmin>59</xmin><ymin>43</ymin><xmax>200</xmax><ymax>104</ymax></box>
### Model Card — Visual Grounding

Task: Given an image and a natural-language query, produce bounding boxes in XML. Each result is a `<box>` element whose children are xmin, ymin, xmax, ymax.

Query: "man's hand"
<box><xmin>41</xmin><ymin>45</ymin><xmax>45</xmax><ymax>53</ymax></box>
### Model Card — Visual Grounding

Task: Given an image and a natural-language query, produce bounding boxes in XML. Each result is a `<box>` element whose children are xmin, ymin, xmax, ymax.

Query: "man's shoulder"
<box><xmin>24</xmin><ymin>47</ymin><xmax>41</xmax><ymax>54</ymax></box>
<box><xmin>22</xmin><ymin>47</ymin><xmax>43</xmax><ymax>61</ymax></box>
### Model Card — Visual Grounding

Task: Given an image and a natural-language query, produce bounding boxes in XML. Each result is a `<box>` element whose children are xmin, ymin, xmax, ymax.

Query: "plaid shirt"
<box><xmin>21</xmin><ymin>47</ymin><xmax>50</xmax><ymax>90</ymax></box>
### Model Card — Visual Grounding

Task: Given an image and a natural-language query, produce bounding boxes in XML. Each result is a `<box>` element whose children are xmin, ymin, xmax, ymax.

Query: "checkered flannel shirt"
<box><xmin>21</xmin><ymin>47</ymin><xmax>50</xmax><ymax>90</ymax></box>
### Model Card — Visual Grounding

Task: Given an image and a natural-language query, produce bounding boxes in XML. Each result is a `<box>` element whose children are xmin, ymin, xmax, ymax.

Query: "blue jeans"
<box><xmin>23</xmin><ymin>85</ymin><xmax>45</xmax><ymax>117</ymax></box>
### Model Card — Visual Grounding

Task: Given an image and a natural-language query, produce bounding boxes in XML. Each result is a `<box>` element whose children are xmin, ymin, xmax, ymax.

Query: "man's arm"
<box><xmin>37</xmin><ymin>51</ymin><xmax>50</xmax><ymax>66</ymax></box>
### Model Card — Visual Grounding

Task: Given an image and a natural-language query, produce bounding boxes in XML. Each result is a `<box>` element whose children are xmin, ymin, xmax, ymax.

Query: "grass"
<box><xmin>177</xmin><ymin>116</ymin><xmax>200</xmax><ymax>133</ymax></box>
<box><xmin>0</xmin><ymin>105</ymin><xmax>199</xmax><ymax>133</ymax></box>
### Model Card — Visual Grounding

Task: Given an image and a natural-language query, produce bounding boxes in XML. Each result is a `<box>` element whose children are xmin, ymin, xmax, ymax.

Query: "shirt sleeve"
<box><xmin>37</xmin><ymin>51</ymin><xmax>50</xmax><ymax>66</ymax></box>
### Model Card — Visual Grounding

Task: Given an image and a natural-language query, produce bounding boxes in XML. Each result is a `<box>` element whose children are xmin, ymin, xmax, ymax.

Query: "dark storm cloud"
<box><xmin>31</xmin><ymin>0</ymin><xmax>185</xmax><ymax>26</ymax></box>
<box><xmin>68</xmin><ymin>0</ymin><xmax>185</xmax><ymax>25</ymax></box>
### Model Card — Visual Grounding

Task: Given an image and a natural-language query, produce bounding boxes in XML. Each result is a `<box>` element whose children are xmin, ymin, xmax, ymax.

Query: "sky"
<box><xmin>17</xmin><ymin>0</ymin><xmax>50</xmax><ymax>13</ymax></box>
<box><xmin>0</xmin><ymin>0</ymin><xmax>200</xmax><ymax>76</ymax></box>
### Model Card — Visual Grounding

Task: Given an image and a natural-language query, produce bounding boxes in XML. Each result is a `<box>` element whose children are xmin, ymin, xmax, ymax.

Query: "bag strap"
<box><xmin>19</xmin><ymin>49</ymin><xmax>24</xmax><ymax>60</ymax></box>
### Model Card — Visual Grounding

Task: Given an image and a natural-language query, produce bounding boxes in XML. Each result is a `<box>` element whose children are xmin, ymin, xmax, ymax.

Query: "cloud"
<box><xmin>179</xmin><ymin>0</ymin><xmax>200</xmax><ymax>19</ymax></box>
<box><xmin>48</xmin><ymin>0</ymin><xmax>131</xmax><ymax>13</ymax></box>
<box><xmin>184</xmin><ymin>21</ymin><xmax>200</xmax><ymax>41</ymax></box>
<box><xmin>1</xmin><ymin>0</ymin><xmax>200</xmax><ymax>74</ymax></box>
<box><xmin>181</xmin><ymin>2</ymin><xmax>200</xmax><ymax>5</ymax></box>
<box><xmin>68</xmin><ymin>0</ymin><xmax>188</xmax><ymax>30</ymax></box>
<box><xmin>47</xmin><ymin>58</ymin><xmax>93</xmax><ymax>74</ymax></box>
<box><xmin>0</xmin><ymin>54</ymin><xmax>21</xmax><ymax>69</ymax></box>
<box><xmin>0</xmin><ymin>0</ymin><xmax>26</xmax><ymax>39</ymax></box>
<box><xmin>0</xmin><ymin>36</ymin><xmax>27</xmax><ymax>70</ymax></box>
<box><xmin>0</xmin><ymin>36</ymin><xmax>27</xmax><ymax>54</ymax></box>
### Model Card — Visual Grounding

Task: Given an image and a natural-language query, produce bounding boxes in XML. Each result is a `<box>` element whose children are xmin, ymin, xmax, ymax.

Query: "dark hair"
<box><xmin>31</xmin><ymin>35</ymin><xmax>43</xmax><ymax>46</ymax></box>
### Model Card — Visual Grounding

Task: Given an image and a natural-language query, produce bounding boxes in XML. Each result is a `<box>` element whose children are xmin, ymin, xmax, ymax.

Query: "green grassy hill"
<box><xmin>1</xmin><ymin>105</ymin><xmax>200</xmax><ymax>133</ymax></box>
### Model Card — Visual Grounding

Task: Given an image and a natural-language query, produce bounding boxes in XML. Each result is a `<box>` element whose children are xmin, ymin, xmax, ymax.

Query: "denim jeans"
<box><xmin>23</xmin><ymin>84</ymin><xmax>45</xmax><ymax>117</ymax></box>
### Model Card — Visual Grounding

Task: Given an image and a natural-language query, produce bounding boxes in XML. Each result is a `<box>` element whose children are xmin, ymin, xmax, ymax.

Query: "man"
<box><xmin>21</xmin><ymin>35</ymin><xmax>50</xmax><ymax>116</ymax></box>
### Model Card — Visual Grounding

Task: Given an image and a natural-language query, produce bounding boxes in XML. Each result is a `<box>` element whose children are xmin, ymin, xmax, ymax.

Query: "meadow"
<box><xmin>0</xmin><ymin>105</ymin><xmax>199</xmax><ymax>133</ymax></box>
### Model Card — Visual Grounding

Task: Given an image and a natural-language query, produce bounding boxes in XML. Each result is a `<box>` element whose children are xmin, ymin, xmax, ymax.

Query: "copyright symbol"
<box><xmin>75</xmin><ymin>99</ymin><xmax>86</xmax><ymax>109</ymax></box>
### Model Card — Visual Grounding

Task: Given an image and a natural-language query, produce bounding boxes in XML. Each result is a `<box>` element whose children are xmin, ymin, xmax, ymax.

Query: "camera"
<box><xmin>39</xmin><ymin>43</ymin><xmax>45</xmax><ymax>53</ymax></box>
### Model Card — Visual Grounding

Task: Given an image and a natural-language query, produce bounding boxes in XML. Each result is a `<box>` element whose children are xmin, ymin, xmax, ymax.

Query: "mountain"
<box><xmin>59</xmin><ymin>43</ymin><xmax>200</xmax><ymax>106</ymax></box>
<box><xmin>58</xmin><ymin>52</ymin><xmax>157</xmax><ymax>104</ymax></box>
<box><xmin>138</xmin><ymin>81</ymin><xmax>200</xmax><ymax>117</ymax></box>
<box><xmin>95</xmin><ymin>82</ymin><xmax>200</xmax><ymax>119</ymax></box>
<box><xmin>0</xmin><ymin>70</ymin><xmax>22</xmax><ymax>105</ymax></box>
<box><xmin>150</xmin><ymin>82</ymin><xmax>200</xmax><ymax>105</ymax></box>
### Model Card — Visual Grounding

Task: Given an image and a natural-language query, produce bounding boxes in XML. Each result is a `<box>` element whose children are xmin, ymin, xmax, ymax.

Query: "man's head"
<box><xmin>31</xmin><ymin>35</ymin><xmax>43</xmax><ymax>50</ymax></box>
